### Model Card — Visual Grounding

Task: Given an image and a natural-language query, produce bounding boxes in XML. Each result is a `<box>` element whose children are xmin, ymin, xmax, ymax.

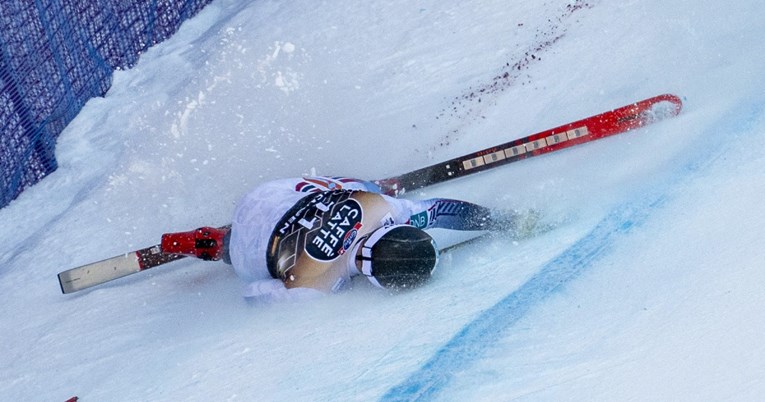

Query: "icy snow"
<box><xmin>2</xmin><ymin>0</ymin><xmax>765</xmax><ymax>400</ymax></box>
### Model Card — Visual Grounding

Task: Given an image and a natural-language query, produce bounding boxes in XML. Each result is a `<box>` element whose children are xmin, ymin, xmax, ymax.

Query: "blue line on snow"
<box><xmin>381</xmin><ymin>195</ymin><xmax>666</xmax><ymax>401</ymax></box>
<box><xmin>382</xmin><ymin>98</ymin><xmax>765</xmax><ymax>401</ymax></box>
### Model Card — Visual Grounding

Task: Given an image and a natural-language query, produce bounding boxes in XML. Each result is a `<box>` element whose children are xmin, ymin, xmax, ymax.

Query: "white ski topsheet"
<box><xmin>2</xmin><ymin>0</ymin><xmax>765</xmax><ymax>401</ymax></box>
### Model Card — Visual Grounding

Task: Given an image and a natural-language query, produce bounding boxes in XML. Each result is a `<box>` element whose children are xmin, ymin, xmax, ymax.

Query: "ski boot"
<box><xmin>161</xmin><ymin>226</ymin><xmax>230</xmax><ymax>261</ymax></box>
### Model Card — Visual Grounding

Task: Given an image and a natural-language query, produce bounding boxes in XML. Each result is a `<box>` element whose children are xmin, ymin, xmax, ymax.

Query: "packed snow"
<box><xmin>2</xmin><ymin>0</ymin><xmax>765</xmax><ymax>400</ymax></box>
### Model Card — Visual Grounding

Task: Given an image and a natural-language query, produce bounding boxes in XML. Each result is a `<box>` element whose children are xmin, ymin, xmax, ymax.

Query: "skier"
<box><xmin>161</xmin><ymin>176</ymin><xmax>534</xmax><ymax>302</ymax></box>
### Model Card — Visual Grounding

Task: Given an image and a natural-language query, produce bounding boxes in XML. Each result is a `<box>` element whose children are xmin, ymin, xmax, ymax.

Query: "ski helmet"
<box><xmin>354</xmin><ymin>224</ymin><xmax>439</xmax><ymax>290</ymax></box>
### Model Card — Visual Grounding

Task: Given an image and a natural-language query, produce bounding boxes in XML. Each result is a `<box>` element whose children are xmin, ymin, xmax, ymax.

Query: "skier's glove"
<box><xmin>488</xmin><ymin>209</ymin><xmax>542</xmax><ymax>239</ymax></box>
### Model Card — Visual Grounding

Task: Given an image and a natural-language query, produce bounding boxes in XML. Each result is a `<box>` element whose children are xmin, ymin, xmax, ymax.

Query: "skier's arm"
<box><xmin>241</xmin><ymin>278</ymin><xmax>324</xmax><ymax>304</ymax></box>
<box><xmin>390</xmin><ymin>196</ymin><xmax>521</xmax><ymax>232</ymax></box>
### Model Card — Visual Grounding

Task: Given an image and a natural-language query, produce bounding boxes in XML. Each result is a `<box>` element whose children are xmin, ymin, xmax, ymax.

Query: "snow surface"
<box><xmin>3</xmin><ymin>0</ymin><xmax>765</xmax><ymax>400</ymax></box>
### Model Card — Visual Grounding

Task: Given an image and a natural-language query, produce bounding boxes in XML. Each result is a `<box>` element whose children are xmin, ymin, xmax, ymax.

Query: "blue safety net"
<box><xmin>0</xmin><ymin>0</ymin><xmax>213</xmax><ymax>208</ymax></box>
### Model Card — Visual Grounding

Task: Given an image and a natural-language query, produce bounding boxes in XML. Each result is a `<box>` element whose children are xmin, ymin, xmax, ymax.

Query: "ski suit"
<box><xmin>228</xmin><ymin>176</ymin><xmax>503</xmax><ymax>302</ymax></box>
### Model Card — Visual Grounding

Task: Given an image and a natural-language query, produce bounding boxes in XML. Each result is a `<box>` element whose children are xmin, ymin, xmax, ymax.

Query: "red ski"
<box><xmin>375</xmin><ymin>93</ymin><xmax>683</xmax><ymax>195</ymax></box>
<box><xmin>57</xmin><ymin>94</ymin><xmax>683</xmax><ymax>294</ymax></box>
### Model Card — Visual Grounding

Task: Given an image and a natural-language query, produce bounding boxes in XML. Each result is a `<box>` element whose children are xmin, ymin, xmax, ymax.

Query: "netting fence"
<box><xmin>0</xmin><ymin>0</ymin><xmax>213</xmax><ymax>209</ymax></box>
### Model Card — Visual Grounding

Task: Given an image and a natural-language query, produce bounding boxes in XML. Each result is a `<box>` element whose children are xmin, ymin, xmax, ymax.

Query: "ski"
<box><xmin>57</xmin><ymin>93</ymin><xmax>683</xmax><ymax>294</ymax></box>
<box><xmin>58</xmin><ymin>243</ymin><xmax>185</xmax><ymax>294</ymax></box>
<box><xmin>374</xmin><ymin>93</ymin><xmax>683</xmax><ymax>195</ymax></box>
<box><xmin>58</xmin><ymin>226</ymin><xmax>229</xmax><ymax>294</ymax></box>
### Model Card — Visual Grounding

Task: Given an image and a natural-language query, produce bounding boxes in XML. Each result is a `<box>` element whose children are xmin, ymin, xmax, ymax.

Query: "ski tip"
<box><xmin>632</xmin><ymin>93</ymin><xmax>683</xmax><ymax>125</ymax></box>
<box><xmin>652</xmin><ymin>93</ymin><xmax>683</xmax><ymax>115</ymax></box>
